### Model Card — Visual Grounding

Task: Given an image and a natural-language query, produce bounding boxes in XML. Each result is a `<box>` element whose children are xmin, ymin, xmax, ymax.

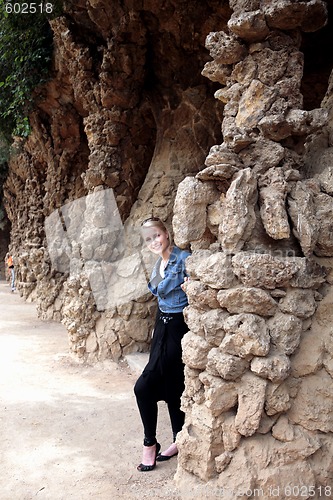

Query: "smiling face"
<box><xmin>141</xmin><ymin>225</ymin><xmax>170</xmax><ymax>256</ymax></box>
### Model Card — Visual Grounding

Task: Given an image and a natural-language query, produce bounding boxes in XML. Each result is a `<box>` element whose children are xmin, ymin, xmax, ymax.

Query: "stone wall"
<box><xmin>3</xmin><ymin>0</ymin><xmax>226</xmax><ymax>360</ymax></box>
<box><xmin>172</xmin><ymin>0</ymin><xmax>333</xmax><ymax>494</ymax></box>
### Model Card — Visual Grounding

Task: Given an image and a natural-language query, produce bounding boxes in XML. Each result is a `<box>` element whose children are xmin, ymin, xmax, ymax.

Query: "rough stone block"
<box><xmin>265</xmin><ymin>382</ymin><xmax>291</xmax><ymax>416</ymax></box>
<box><xmin>182</xmin><ymin>331</ymin><xmax>211</xmax><ymax>370</ymax></box>
<box><xmin>235</xmin><ymin>372</ymin><xmax>267</xmax><ymax>436</ymax></box>
<box><xmin>251</xmin><ymin>353</ymin><xmax>291</xmax><ymax>383</ymax></box>
<box><xmin>199</xmin><ymin>371</ymin><xmax>238</xmax><ymax>415</ymax></box>
<box><xmin>196</xmin><ymin>251</ymin><xmax>237</xmax><ymax>289</ymax></box>
<box><xmin>232</xmin><ymin>252</ymin><xmax>298</xmax><ymax>289</ymax></box>
<box><xmin>288</xmin><ymin>370</ymin><xmax>333</xmax><ymax>433</ymax></box>
<box><xmin>221</xmin><ymin>312</ymin><xmax>270</xmax><ymax>358</ymax></box>
<box><xmin>173</xmin><ymin>176</ymin><xmax>219</xmax><ymax>248</ymax></box>
<box><xmin>207</xmin><ymin>349</ymin><xmax>249</xmax><ymax>380</ymax></box>
<box><xmin>279</xmin><ymin>288</ymin><xmax>316</xmax><ymax>318</ymax></box>
<box><xmin>218</xmin><ymin>168</ymin><xmax>258</xmax><ymax>253</ymax></box>
<box><xmin>217</xmin><ymin>287</ymin><xmax>277</xmax><ymax>316</ymax></box>
<box><xmin>267</xmin><ymin>312</ymin><xmax>302</xmax><ymax>355</ymax></box>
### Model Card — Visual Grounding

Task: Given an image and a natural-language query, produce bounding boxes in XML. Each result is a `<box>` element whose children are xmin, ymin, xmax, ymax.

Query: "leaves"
<box><xmin>0</xmin><ymin>0</ymin><xmax>60</xmax><ymax>140</ymax></box>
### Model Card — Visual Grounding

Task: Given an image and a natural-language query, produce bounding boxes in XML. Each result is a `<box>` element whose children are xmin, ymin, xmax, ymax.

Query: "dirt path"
<box><xmin>0</xmin><ymin>281</ymin><xmax>186</xmax><ymax>500</ymax></box>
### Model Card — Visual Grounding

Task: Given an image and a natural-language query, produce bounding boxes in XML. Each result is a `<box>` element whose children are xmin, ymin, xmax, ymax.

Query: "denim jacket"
<box><xmin>148</xmin><ymin>246</ymin><xmax>191</xmax><ymax>313</ymax></box>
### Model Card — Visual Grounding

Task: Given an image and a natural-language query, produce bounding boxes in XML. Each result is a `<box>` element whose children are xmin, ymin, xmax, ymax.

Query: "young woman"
<box><xmin>134</xmin><ymin>217</ymin><xmax>190</xmax><ymax>472</ymax></box>
<box><xmin>6</xmin><ymin>254</ymin><xmax>16</xmax><ymax>292</ymax></box>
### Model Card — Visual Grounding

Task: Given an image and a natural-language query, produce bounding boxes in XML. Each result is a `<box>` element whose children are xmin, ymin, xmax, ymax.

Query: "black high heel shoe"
<box><xmin>156</xmin><ymin>450</ymin><xmax>178</xmax><ymax>461</ymax></box>
<box><xmin>137</xmin><ymin>442</ymin><xmax>161</xmax><ymax>472</ymax></box>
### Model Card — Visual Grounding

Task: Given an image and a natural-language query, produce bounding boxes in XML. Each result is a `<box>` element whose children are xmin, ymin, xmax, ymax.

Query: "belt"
<box><xmin>159</xmin><ymin>312</ymin><xmax>173</xmax><ymax>324</ymax></box>
<box><xmin>158</xmin><ymin>310</ymin><xmax>183</xmax><ymax>324</ymax></box>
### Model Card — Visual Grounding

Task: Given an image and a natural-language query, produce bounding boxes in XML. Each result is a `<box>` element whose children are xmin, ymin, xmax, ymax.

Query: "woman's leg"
<box><xmin>157</xmin><ymin>399</ymin><xmax>184</xmax><ymax>458</ymax></box>
<box><xmin>134</xmin><ymin>374</ymin><xmax>158</xmax><ymax>443</ymax></box>
<box><xmin>167</xmin><ymin>398</ymin><xmax>185</xmax><ymax>438</ymax></box>
<box><xmin>157</xmin><ymin>397</ymin><xmax>184</xmax><ymax>460</ymax></box>
<box><xmin>134</xmin><ymin>373</ymin><xmax>160</xmax><ymax>469</ymax></box>
<box><xmin>11</xmin><ymin>268</ymin><xmax>15</xmax><ymax>291</ymax></box>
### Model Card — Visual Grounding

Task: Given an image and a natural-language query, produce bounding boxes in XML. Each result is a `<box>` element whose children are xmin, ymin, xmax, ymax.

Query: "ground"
<box><xmin>0</xmin><ymin>281</ymin><xmax>188</xmax><ymax>500</ymax></box>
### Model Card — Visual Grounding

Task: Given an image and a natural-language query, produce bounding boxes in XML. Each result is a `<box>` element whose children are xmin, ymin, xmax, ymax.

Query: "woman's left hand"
<box><xmin>181</xmin><ymin>276</ymin><xmax>190</xmax><ymax>292</ymax></box>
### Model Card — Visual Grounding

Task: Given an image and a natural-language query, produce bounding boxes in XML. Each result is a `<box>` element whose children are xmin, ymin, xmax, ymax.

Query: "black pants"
<box><xmin>134</xmin><ymin>373</ymin><xmax>185</xmax><ymax>443</ymax></box>
<box><xmin>134</xmin><ymin>310</ymin><xmax>188</xmax><ymax>444</ymax></box>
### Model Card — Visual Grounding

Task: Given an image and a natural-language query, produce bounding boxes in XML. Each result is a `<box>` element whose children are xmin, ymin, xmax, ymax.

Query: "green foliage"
<box><xmin>0</xmin><ymin>0</ymin><xmax>61</xmax><ymax>140</ymax></box>
<box><xmin>0</xmin><ymin>0</ymin><xmax>62</xmax><ymax>229</ymax></box>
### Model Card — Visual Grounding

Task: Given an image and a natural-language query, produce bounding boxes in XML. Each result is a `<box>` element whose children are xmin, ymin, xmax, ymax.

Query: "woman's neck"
<box><xmin>161</xmin><ymin>245</ymin><xmax>172</xmax><ymax>262</ymax></box>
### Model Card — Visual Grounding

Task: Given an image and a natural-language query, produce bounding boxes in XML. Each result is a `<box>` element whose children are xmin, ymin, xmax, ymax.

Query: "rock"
<box><xmin>190</xmin><ymin>400</ymin><xmax>227</xmax><ymax>431</ymax></box>
<box><xmin>281</xmin><ymin>422</ymin><xmax>321</xmax><ymax>461</ymax></box>
<box><xmin>184</xmin><ymin>250</ymin><xmax>213</xmax><ymax>279</ymax></box>
<box><xmin>204</xmin><ymin>143</ymin><xmax>243</xmax><ymax>167</ymax></box>
<box><xmin>314</xmin><ymin>192</ymin><xmax>333</xmax><ymax>256</ymax></box>
<box><xmin>258</xmin><ymin>107</ymin><xmax>327</xmax><ymax>142</ymax></box>
<box><xmin>231</xmin><ymin>252</ymin><xmax>298</xmax><ymax>289</ymax></box>
<box><xmin>221</xmin><ymin>116</ymin><xmax>255</xmax><ymax>151</ymax></box>
<box><xmin>221</xmin><ymin>312</ymin><xmax>270</xmax><ymax>358</ymax></box>
<box><xmin>215</xmin><ymin>440</ymin><xmax>258</xmax><ymax>493</ymax></box>
<box><xmin>207</xmin><ymin>348</ymin><xmax>249</xmax><ymax>380</ymax></box>
<box><xmin>279</xmin><ymin>289</ymin><xmax>316</xmax><ymax>318</ymax></box>
<box><xmin>183</xmin><ymin>365</ymin><xmax>203</xmax><ymax>402</ymax></box>
<box><xmin>199</xmin><ymin>371</ymin><xmax>238</xmax><ymax>416</ymax></box>
<box><xmin>238</xmin><ymin>138</ymin><xmax>285</xmax><ymax>173</ymax></box>
<box><xmin>207</xmin><ymin>200</ymin><xmax>224</xmax><ymax>236</ymax></box>
<box><xmin>182</xmin><ymin>306</ymin><xmax>205</xmax><ymax>335</ymax></box>
<box><xmin>196</xmin><ymin>164</ymin><xmax>240</xmax><ymax>181</ymax></box>
<box><xmin>250</xmin><ymin>353</ymin><xmax>291</xmax><ymax>383</ymax></box>
<box><xmin>263</xmin><ymin>0</ymin><xmax>326</xmax><ymax>31</ymax></box>
<box><xmin>258</xmin><ymin>167</ymin><xmax>290</xmax><ymax>240</ymax></box>
<box><xmin>177</xmin><ymin>418</ymin><xmax>222</xmax><ymax>481</ymax></box>
<box><xmin>257</xmin><ymin>412</ymin><xmax>278</xmax><ymax>434</ymax></box>
<box><xmin>235</xmin><ymin>372</ymin><xmax>267</xmax><ymax>436</ymax></box>
<box><xmin>195</xmin><ymin>251</ymin><xmax>237</xmax><ymax>289</ymax></box>
<box><xmin>218</xmin><ymin>169</ymin><xmax>258</xmax><ymax>253</ymax></box>
<box><xmin>184</xmin><ymin>280</ymin><xmax>220</xmax><ymax>309</ymax></box>
<box><xmin>222</xmin><ymin>413</ymin><xmax>242</xmax><ymax>452</ymax></box>
<box><xmin>182</xmin><ymin>331</ymin><xmax>211</xmax><ymax>370</ymax></box>
<box><xmin>288</xmin><ymin>181</ymin><xmax>319</xmax><ymax>256</ymax></box>
<box><xmin>215</xmin><ymin>451</ymin><xmax>233</xmax><ymax>473</ymax></box>
<box><xmin>265</xmin><ymin>382</ymin><xmax>291</xmax><ymax>416</ymax></box>
<box><xmin>254</xmin><ymin>48</ymin><xmax>290</xmax><ymax>85</ymax></box>
<box><xmin>5</xmin><ymin>0</ymin><xmax>333</xmax><ymax>491</ymax></box>
<box><xmin>200</xmin><ymin>308</ymin><xmax>229</xmax><ymax>346</ymax></box>
<box><xmin>217</xmin><ymin>287</ymin><xmax>277</xmax><ymax>316</ymax></box>
<box><xmin>231</xmin><ymin>55</ymin><xmax>257</xmax><ymax>86</ymax></box>
<box><xmin>313</xmin><ymin>148</ymin><xmax>333</xmax><ymax>194</ymax></box>
<box><xmin>290</xmin><ymin>328</ymin><xmax>324</xmax><ymax>377</ymax></box>
<box><xmin>267</xmin><ymin>312</ymin><xmax>303</xmax><ymax>355</ymax></box>
<box><xmin>286</xmin><ymin>108</ymin><xmax>328</xmax><ymax>136</ymax></box>
<box><xmin>228</xmin><ymin>10</ymin><xmax>269</xmax><ymax>42</ymax></box>
<box><xmin>201</xmin><ymin>60</ymin><xmax>232</xmax><ymax>85</ymax></box>
<box><xmin>271</xmin><ymin>415</ymin><xmax>295</xmax><ymax>442</ymax></box>
<box><xmin>288</xmin><ymin>370</ymin><xmax>333</xmax><ymax>432</ymax></box>
<box><xmin>173</xmin><ymin>177</ymin><xmax>220</xmax><ymax>248</ymax></box>
<box><xmin>236</xmin><ymin>80</ymin><xmax>277</xmax><ymax>129</ymax></box>
<box><xmin>259</xmin><ymin>463</ymin><xmax>316</xmax><ymax>497</ymax></box>
<box><xmin>205</xmin><ymin>31</ymin><xmax>247</xmax><ymax>64</ymax></box>
<box><xmin>289</xmin><ymin>257</ymin><xmax>327</xmax><ymax>288</ymax></box>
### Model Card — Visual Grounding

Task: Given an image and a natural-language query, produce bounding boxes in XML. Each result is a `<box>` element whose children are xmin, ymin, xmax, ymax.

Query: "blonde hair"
<box><xmin>140</xmin><ymin>217</ymin><xmax>172</xmax><ymax>244</ymax></box>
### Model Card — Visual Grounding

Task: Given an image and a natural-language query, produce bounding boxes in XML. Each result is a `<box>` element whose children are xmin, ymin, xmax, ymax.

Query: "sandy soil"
<box><xmin>0</xmin><ymin>281</ymin><xmax>187</xmax><ymax>500</ymax></box>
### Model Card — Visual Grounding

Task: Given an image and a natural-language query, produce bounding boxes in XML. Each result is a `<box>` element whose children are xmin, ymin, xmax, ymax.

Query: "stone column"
<box><xmin>174</xmin><ymin>0</ymin><xmax>333</xmax><ymax>493</ymax></box>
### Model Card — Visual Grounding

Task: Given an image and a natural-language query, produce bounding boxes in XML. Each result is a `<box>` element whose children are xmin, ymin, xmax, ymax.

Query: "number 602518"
<box><xmin>5</xmin><ymin>1</ymin><xmax>53</xmax><ymax>14</ymax></box>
